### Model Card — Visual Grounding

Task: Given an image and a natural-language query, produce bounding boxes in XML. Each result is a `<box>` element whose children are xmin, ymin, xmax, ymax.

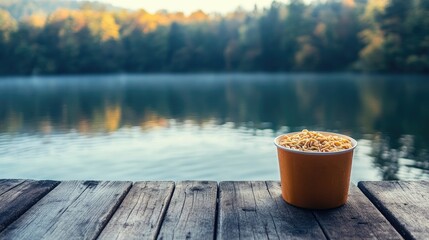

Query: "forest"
<box><xmin>0</xmin><ymin>0</ymin><xmax>428</xmax><ymax>74</ymax></box>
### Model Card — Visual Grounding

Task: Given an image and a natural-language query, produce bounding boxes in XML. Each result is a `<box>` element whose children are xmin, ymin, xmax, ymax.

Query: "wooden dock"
<box><xmin>0</xmin><ymin>180</ymin><xmax>428</xmax><ymax>239</ymax></box>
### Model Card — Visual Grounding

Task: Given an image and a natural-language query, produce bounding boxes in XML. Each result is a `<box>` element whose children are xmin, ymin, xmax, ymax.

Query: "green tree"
<box><xmin>357</xmin><ymin>0</ymin><xmax>388</xmax><ymax>71</ymax></box>
<box><xmin>1</xmin><ymin>0</ymin><xmax>429</xmax><ymax>75</ymax></box>
<box><xmin>0</xmin><ymin>9</ymin><xmax>17</xmax><ymax>74</ymax></box>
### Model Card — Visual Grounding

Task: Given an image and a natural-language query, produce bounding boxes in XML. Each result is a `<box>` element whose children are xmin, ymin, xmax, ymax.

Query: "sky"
<box><xmin>90</xmin><ymin>0</ymin><xmax>290</xmax><ymax>14</ymax></box>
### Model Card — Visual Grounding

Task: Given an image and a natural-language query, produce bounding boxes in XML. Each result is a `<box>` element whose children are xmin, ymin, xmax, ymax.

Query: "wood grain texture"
<box><xmin>98</xmin><ymin>181</ymin><xmax>175</xmax><ymax>240</ymax></box>
<box><xmin>218</xmin><ymin>181</ymin><xmax>326</xmax><ymax>240</ymax></box>
<box><xmin>157</xmin><ymin>181</ymin><xmax>217</xmax><ymax>240</ymax></box>
<box><xmin>0</xmin><ymin>179</ymin><xmax>25</xmax><ymax>194</ymax></box>
<box><xmin>313</xmin><ymin>184</ymin><xmax>402</xmax><ymax>239</ymax></box>
<box><xmin>0</xmin><ymin>179</ymin><xmax>59</xmax><ymax>232</ymax></box>
<box><xmin>359</xmin><ymin>181</ymin><xmax>429</xmax><ymax>240</ymax></box>
<box><xmin>0</xmin><ymin>180</ymin><xmax>131</xmax><ymax>240</ymax></box>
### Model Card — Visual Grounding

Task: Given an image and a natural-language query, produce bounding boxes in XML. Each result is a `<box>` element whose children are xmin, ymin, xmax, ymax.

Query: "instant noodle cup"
<box><xmin>274</xmin><ymin>130</ymin><xmax>357</xmax><ymax>209</ymax></box>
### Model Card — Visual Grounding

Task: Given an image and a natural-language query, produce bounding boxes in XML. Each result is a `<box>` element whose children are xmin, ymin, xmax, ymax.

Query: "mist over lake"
<box><xmin>1</xmin><ymin>74</ymin><xmax>428</xmax><ymax>182</ymax></box>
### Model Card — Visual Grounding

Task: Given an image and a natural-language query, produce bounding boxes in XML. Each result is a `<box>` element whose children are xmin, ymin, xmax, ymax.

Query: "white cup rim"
<box><xmin>274</xmin><ymin>131</ymin><xmax>358</xmax><ymax>155</ymax></box>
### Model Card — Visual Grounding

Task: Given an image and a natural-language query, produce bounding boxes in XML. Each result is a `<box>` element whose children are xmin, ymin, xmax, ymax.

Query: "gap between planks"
<box><xmin>0</xmin><ymin>180</ymin><xmax>409</xmax><ymax>240</ymax></box>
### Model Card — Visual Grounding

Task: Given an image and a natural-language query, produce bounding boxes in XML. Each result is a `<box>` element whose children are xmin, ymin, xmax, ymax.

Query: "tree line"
<box><xmin>0</xmin><ymin>0</ymin><xmax>428</xmax><ymax>75</ymax></box>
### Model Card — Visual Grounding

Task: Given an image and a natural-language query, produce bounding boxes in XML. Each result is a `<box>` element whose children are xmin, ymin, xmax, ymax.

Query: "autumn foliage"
<box><xmin>0</xmin><ymin>0</ymin><xmax>428</xmax><ymax>74</ymax></box>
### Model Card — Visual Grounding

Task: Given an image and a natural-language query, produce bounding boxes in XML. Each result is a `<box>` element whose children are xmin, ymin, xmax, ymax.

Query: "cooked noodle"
<box><xmin>278</xmin><ymin>129</ymin><xmax>352</xmax><ymax>152</ymax></box>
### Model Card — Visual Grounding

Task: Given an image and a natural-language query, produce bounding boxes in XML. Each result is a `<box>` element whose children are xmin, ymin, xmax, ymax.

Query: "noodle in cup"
<box><xmin>274</xmin><ymin>130</ymin><xmax>357</xmax><ymax>209</ymax></box>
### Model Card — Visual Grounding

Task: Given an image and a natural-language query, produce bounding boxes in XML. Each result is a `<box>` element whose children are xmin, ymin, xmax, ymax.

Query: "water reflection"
<box><xmin>0</xmin><ymin>74</ymin><xmax>428</xmax><ymax>180</ymax></box>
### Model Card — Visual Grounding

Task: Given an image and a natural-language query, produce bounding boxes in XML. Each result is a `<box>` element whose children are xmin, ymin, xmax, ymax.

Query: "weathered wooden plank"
<box><xmin>313</xmin><ymin>184</ymin><xmax>402</xmax><ymax>239</ymax></box>
<box><xmin>0</xmin><ymin>179</ymin><xmax>59</xmax><ymax>232</ymax></box>
<box><xmin>157</xmin><ymin>181</ymin><xmax>217</xmax><ymax>240</ymax></box>
<box><xmin>218</xmin><ymin>181</ymin><xmax>326</xmax><ymax>240</ymax></box>
<box><xmin>359</xmin><ymin>181</ymin><xmax>429</xmax><ymax>240</ymax></box>
<box><xmin>0</xmin><ymin>180</ymin><xmax>132</xmax><ymax>240</ymax></box>
<box><xmin>0</xmin><ymin>179</ymin><xmax>25</xmax><ymax>194</ymax></box>
<box><xmin>98</xmin><ymin>181</ymin><xmax>175</xmax><ymax>240</ymax></box>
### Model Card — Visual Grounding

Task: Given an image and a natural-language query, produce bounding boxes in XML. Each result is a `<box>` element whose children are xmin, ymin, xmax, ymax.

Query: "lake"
<box><xmin>0</xmin><ymin>74</ymin><xmax>428</xmax><ymax>182</ymax></box>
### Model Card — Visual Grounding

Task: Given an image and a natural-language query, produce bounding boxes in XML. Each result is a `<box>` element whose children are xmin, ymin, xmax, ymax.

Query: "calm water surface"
<box><xmin>1</xmin><ymin>74</ymin><xmax>428</xmax><ymax>182</ymax></box>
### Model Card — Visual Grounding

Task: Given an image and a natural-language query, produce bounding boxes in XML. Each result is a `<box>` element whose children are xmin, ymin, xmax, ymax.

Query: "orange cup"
<box><xmin>274</xmin><ymin>132</ymin><xmax>357</xmax><ymax>209</ymax></box>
